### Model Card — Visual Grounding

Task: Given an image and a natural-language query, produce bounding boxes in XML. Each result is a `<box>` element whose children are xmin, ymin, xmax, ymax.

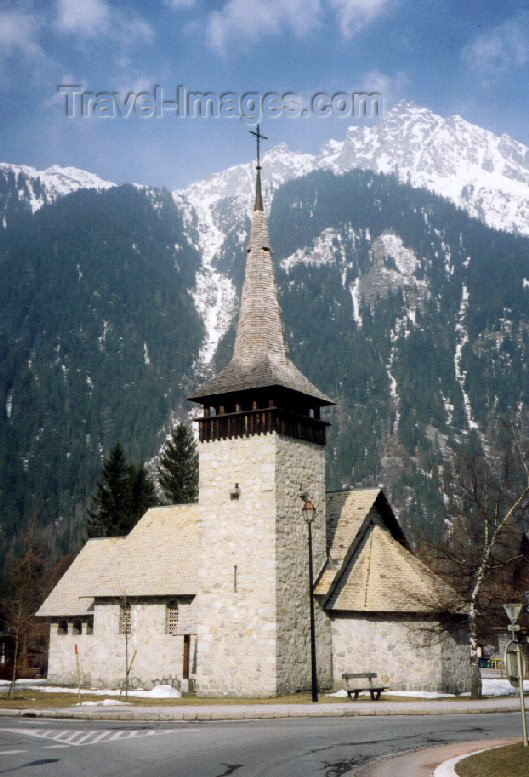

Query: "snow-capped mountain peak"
<box><xmin>318</xmin><ymin>100</ymin><xmax>529</xmax><ymax>235</ymax></box>
<box><xmin>0</xmin><ymin>162</ymin><xmax>115</xmax><ymax>213</ymax></box>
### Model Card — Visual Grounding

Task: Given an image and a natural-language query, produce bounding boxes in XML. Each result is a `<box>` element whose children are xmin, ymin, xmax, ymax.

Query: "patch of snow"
<box><xmin>75</xmin><ymin>699</ymin><xmax>132</xmax><ymax>706</ymax></box>
<box><xmin>143</xmin><ymin>342</ymin><xmax>150</xmax><ymax>366</ymax></box>
<box><xmin>0</xmin><ymin>162</ymin><xmax>115</xmax><ymax>213</ymax></box>
<box><xmin>350</xmin><ymin>277</ymin><xmax>362</xmax><ymax>327</ymax></box>
<box><xmin>454</xmin><ymin>283</ymin><xmax>478</xmax><ymax>431</ymax></box>
<box><xmin>0</xmin><ymin>681</ymin><xmax>182</xmax><ymax>699</ymax></box>
<box><xmin>5</xmin><ymin>389</ymin><xmax>12</xmax><ymax>419</ymax></box>
<box><xmin>326</xmin><ymin>689</ymin><xmax>454</xmax><ymax>698</ymax></box>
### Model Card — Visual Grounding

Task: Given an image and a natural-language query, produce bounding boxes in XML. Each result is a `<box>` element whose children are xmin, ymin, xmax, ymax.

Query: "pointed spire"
<box><xmin>189</xmin><ymin>131</ymin><xmax>333</xmax><ymax>407</ymax></box>
<box><xmin>250</xmin><ymin>124</ymin><xmax>267</xmax><ymax>212</ymax></box>
<box><xmin>254</xmin><ymin>165</ymin><xmax>264</xmax><ymax>211</ymax></box>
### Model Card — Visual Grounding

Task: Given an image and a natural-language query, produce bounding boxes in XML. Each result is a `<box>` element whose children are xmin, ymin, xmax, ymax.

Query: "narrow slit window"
<box><xmin>233</xmin><ymin>565</ymin><xmax>238</xmax><ymax>593</ymax></box>
<box><xmin>119</xmin><ymin>604</ymin><xmax>131</xmax><ymax>635</ymax></box>
<box><xmin>166</xmin><ymin>601</ymin><xmax>179</xmax><ymax>635</ymax></box>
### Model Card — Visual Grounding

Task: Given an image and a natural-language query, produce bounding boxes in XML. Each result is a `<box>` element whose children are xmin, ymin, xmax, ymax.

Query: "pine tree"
<box><xmin>158</xmin><ymin>423</ymin><xmax>198</xmax><ymax>504</ymax></box>
<box><xmin>87</xmin><ymin>444</ymin><xmax>159</xmax><ymax>538</ymax></box>
<box><xmin>130</xmin><ymin>463</ymin><xmax>158</xmax><ymax>524</ymax></box>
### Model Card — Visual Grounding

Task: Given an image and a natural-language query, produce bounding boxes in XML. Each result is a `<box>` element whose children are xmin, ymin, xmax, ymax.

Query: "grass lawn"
<box><xmin>456</xmin><ymin>743</ymin><xmax>529</xmax><ymax>777</ymax></box>
<box><xmin>0</xmin><ymin>689</ymin><xmax>472</xmax><ymax>709</ymax></box>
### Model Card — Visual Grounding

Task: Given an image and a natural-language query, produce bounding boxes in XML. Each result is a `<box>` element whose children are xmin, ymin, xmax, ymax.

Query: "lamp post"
<box><xmin>302</xmin><ymin>499</ymin><xmax>318</xmax><ymax>703</ymax></box>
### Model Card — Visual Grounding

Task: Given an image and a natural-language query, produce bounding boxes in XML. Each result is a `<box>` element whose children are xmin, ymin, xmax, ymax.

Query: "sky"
<box><xmin>1</xmin><ymin>0</ymin><xmax>529</xmax><ymax>189</ymax></box>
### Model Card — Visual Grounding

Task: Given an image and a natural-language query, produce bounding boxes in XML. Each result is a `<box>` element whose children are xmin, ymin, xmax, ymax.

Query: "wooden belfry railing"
<box><xmin>197</xmin><ymin>407</ymin><xmax>328</xmax><ymax>445</ymax></box>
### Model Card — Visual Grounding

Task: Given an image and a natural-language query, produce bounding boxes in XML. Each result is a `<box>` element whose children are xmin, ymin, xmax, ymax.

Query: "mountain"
<box><xmin>1</xmin><ymin>101</ymin><xmax>529</xmax><ymax>556</ymax></box>
<box><xmin>0</xmin><ymin>185</ymin><xmax>202</xmax><ymax>557</ymax></box>
<box><xmin>0</xmin><ymin>162</ymin><xmax>114</xmax><ymax>227</ymax></box>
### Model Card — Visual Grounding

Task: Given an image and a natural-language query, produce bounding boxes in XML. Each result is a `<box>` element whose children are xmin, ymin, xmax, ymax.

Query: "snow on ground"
<box><xmin>0</xmin><ymin>680</ymin><xmax>181</xmax><ymax>699</ymax></box>
<box><xmin>75</xmin><ymin>699</ymin><xmax>132</xmax><ymax>706</ymax></box>
<box><xmin>327</xmin><ymin>679</ymin><xmax>529</xmax><ymax>699</ymax></box>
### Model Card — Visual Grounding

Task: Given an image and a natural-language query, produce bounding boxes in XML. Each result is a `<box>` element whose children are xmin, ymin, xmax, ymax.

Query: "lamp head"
<box><xmin>302</xmin><ymin>499</ymin><xmax>316</xmax><ymax>525</ymax></box>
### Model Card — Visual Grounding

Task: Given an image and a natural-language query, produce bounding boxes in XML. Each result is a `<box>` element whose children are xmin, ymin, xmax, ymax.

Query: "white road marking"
<box><xmin>0</xmin><ymin>749</ymin><xmax>27</xmax><ymax>755</ymax></box>
<box><xmin>0</xmin><ymin>727</ymin><xmax>198</xmax><ymax>749</ymax></box>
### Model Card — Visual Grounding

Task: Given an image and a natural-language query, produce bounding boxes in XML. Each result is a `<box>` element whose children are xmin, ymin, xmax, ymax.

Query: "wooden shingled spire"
<box><xmin>189</xmin><ymin>130</ymin><xmax>333</xmax><ymax>444</ymax></box>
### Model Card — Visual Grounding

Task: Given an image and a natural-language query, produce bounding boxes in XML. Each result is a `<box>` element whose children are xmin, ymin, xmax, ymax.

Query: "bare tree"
<box><xmin>415</xmin><ymin>425</ymin><xmax>529</xmax><ymax>698</ymax></box>
<box><xmin>3</xmin><ymin>519</ymin><xmax>46</xmax><ymax>699</ymax></box>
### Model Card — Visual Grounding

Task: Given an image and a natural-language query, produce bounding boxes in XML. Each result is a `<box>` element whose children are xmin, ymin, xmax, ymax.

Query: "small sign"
<box><xmin>504</xmin><ymin>640</ymin><xmax>525</xmax><ymax>688</ymax></box>
<box><xmin>504</xmin><ymin>603</ymin><xmax>523</xmax><ymax>623</ymax></box>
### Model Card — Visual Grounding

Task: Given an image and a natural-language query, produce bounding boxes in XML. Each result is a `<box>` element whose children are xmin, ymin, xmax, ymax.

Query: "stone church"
<box><xmin>37</xmin><ymin>157</ymin><xmax>471</xmax><ymax>696</ymax></box>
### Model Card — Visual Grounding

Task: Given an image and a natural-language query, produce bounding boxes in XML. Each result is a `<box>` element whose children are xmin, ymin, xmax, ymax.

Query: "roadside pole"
<box><xmin>516</xmin><ymin>642</ymin><xmax>528</xmax><ymax>747</ymax></box>
<box><xmin>74</xmin><ymin>644</ymin><xmax>81</xmax><ymax>707</ymax></box>
<box><xmin>503</xmin><ymin>603</ymin><xmax>528</xmax><ymax>747</ymax></box>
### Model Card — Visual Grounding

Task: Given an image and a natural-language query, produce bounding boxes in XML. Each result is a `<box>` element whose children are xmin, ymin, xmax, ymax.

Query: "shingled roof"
<box><xmin>36</xmin><ymin>505</ymin><xmax>199</xmax><ymax>617</ymax></box>
<box><xmin>315</xmin><ymin>488</ymin><xmax>408</xmax><ymax>597</ymax></box>
<box><xmin>189</xmin><ymin>173</ymin><xmax>332</xmax><ymax>405</ymax></box>
<box><xmin>90</xmin><ymin>504</ymin><xmax>199</xmax><ymax>598</ymax></box>
<box><xmin>36</xmin><ymin>537</ymin><xmax>125</xmax><ymax>617</ymax></box>
<box><xmin>326</xmin><ymin>525</ymin><xmax>456</xmax><ymax>613</ymax></box>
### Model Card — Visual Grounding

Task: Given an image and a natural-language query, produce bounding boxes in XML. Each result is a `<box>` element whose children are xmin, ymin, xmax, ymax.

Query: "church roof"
<box><xmin>313</xmin><ymin>488</ymin><xmax>456</xmax><ymax>613</ymax></box>
<box><xmin>89</xmin><ymin>504</ymin><xmax>199</xmax><ymax>598</ymax></box>
<box><xmin>36</xmin><ymin>505</ymin><xmax>199</xmax><ymax>616</ymax></box>
<box><xmin>315</xmin><ymin>488</ymin><xmax>408</xmax><ymax>596</ymax></box>
<box><xmin>326</xmin><ymin>525</ymin><xmax>456</xmax><ymax>613</ymax></box>
<box><xmin>189</xmin><ymin>175</ymin><xmax>332</xmax><ymax>406</ymax></box>
<box><xmin>36</xmin><ymin>537</ymin><xmax>125</xmax><ymax>617</ymax></box>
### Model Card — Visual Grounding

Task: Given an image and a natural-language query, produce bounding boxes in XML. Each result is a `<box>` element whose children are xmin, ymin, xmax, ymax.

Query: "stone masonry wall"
<box><xmin>47</xmin><ymin>598</ymin><xmax>197</xmax><ymax>689</ymax></box>
<box><xmin>330</xmin><ymin>613</ymin><xmax>471</xmax><ymax>694</ymax></box>
<box><xmin>275</xmin><ymin>436</ymin><xmax>332</xmax><ymax>693</ymax></box>
<box><xmin>195</xmin><ymin>435</ymin><xmax>279</xmax><ymax>696</ymax></box>
<box><xmin>195</xmin><ymin>433</ymin><xmax>331</xmax><ymax>696</ymax></box>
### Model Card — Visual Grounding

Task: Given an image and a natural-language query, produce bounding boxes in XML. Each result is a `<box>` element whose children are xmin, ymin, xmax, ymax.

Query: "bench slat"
<box><xmin>342</xmin><ymin>673</ymin><xmax>377</xmax><ymax>679</ymax></box>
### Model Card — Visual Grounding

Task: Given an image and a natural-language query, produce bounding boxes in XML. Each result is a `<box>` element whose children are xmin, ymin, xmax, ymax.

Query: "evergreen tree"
<box><xmin>87</xmin><ymin>444</ymin><xmax>158</xmax><ymax>538</ymax></box>
<box><xmin>87</xmin><ymin>443</ymin><xmax>132</xmax><ymax>537</ymax></box>
<box><xmin>130</xmin><ymin>463</ymin><xmax>158</xmax><ymax>524</ymax></box>
<box><xmin>158</xmin><ymin>424</ymin><xmax>198</xmax><ymax>504</ymax></box>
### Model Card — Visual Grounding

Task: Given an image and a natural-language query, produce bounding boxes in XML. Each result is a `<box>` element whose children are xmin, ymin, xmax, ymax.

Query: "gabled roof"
<box><xmin>90</xmin><ymin>504</ymin><xmax>199</xmax><ymax>598</ymax></box>
<box><xmin>36</xmin><ymin>537</ymin><xmax>125</xmax><ymax>617</ymax></box>
<box><xmin>36</xmin><ymin>505</ymin><xmax>199</xmax><ymax>617</ymax></box>
<box><xmin>315</xmin><ymin>488</ymin><xmax>407</xmax><ymax>597</ymax></box>
<box><xmin>189</xmin><ymin>181</ymin><xmax>332</xmax><ymax>406</ymax></box>
<box><xmin>326</xmin><ymin>524</ymin><xmax>456</xmax><ymax>613</ymax></box>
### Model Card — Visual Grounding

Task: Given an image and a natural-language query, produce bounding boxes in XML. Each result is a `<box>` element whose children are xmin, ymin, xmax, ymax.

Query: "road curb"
<box><xmin>433</xmin><ymin>742</ymin><xmax>514</xmax><ymax>777</ymax></box>
<box><xmin>0</xmin><ymin>703</ymin><xmax>521</xmax><ymax>722</ymax></box>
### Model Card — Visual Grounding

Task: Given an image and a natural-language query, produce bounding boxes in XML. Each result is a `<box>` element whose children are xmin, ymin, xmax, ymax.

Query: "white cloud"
<box><xmin>56</xmin><ymin>0</ymin><xmax>110</xmax><ymax>36</ymax></box>
<box><xmin>207</xmin><ymin>0</ymin><xmax>321</xmax><ymax>54</ymax></box>
<box><xmin>462</xmin><ymin>13</ymin><xmax>529</xmax><ymax>75</ymax></box>
<box><xmin>360</xmin><ymin>69</ymin><xmax>407</xmax><ymax>104</ymax></box>
<box><xmin>0</xmin><ymin>10</ymin><xmax>42</xmax><ymax>56</ymax></box>
<box><xmin>329</xmin><ymin>0</ymin><xmax>393</xmax><ymax>39</ymax></box>
<box><xmin>56</xmin><ymin>0</ymin><xmax>153</xmax><ymax>45</ymax></box>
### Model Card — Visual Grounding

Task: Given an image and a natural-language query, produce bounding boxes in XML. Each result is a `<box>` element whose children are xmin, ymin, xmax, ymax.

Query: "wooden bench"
<box><xmin>342</xmin><ymin>672</ymin><xmax>387</xmax><ymax>701</ymax></box>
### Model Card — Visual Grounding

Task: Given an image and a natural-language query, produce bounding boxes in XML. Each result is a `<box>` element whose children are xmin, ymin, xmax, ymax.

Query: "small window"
<box><xmin>57</xmin><ymin>620</ymin><xmax>68</xmax><ymax>635</ymax></box>
<box><xmin>119</xmin><ymin>604</ymin><xmax>131</xmax><ymax>635</ymax></box>
<box><xmin>86</xmin><ymin>617</ymin><xmax>94</xmax><ymax>635</ymax></box>
<box><xmin>71</xmin><ymin>619</ymin><xmax>82</xmax><ymax>635</ymax></box>
<box><xmin>166</xmin><ymin>601</ymin><xmax>178</xmax><ymax>635</ymax></box>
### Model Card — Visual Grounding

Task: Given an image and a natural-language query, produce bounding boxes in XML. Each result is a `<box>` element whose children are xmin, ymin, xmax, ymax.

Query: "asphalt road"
<box><xmin>0</xmin><ymin>713</ymin><xmax>520</xmax><ymax>777</ymax></box>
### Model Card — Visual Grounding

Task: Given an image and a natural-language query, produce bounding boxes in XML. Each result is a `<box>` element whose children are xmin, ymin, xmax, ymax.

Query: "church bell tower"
<box><xmin>190</xmin><ymin>131</ymin><xmax>334</xmax><ymax>696</ymax></box>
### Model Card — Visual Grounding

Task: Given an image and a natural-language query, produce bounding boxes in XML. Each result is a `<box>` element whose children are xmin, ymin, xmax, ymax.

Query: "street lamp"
<box><xmin>302</xmin><ymin>499</ymin><xmax>318</xmax><ymax>703</ymax></box>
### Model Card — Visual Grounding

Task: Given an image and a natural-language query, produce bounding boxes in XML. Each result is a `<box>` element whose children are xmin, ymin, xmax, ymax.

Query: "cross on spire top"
<box><xmin>250</xmin><ymin>124</ymin><xmax>268</xmax><ymax>169</ymax></box>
